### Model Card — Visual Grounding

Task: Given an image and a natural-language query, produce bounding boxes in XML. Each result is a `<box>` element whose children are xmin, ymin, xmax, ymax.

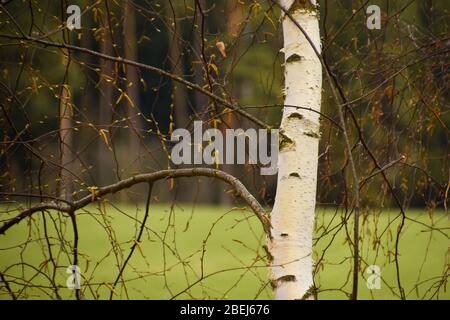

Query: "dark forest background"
<box><xmin>0</xmin><ymin>0</ymin><xmax>448</xmax><ymax>210</ymax></box>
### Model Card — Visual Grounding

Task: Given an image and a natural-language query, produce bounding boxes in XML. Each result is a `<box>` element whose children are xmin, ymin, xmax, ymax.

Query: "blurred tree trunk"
<box><xmin>226</xmin><ymin>1</ymin><xmax>244</xmax><ymax>37</ymax></box>
<box><xmin>97</xmin><ymin>16</ymin><xmax>115</xmax><ymax>186</ymax></box>
<box><xmin>164</xmin><ymin>3</ymin><xmax>191</xmax><ymax>203</ymax></box>
<box><xmin>123</xmin><ymin>0</ymin><xmax>142</xmax><ymax>174</ymax></box>
<box><xmin>424</xmin><ymin>0</ymin><xmax>433</xmax><ymax>31</ymax></box>
<box><xmin>191</xmin><ymin>0</ymin><xmax>223</xmax><ymax>204</ymax></box>
<box><xmin>80</xmin><ymin>26</ymin><xmax>98</xmax><ymax>187</ymax></box>
<box><xmin>219</xmin><ymin>1</ymin><xmax>245</xmax><ymax>205</ymax></box>
<box><xmin>58</xmin><ymin>73</ymin><xmax>73</xmax><ymax>201</ymax></box>
<box><xmin>166</xmin><ymin>5</ymin><xmax>190</xmax><ymax>129</ymax></box>
<box><xmin>193</xmin><ymin>0</ymin><xmax>208</xmax><ymax>117</ymax></box>
<box><xmin>270</xmin><ymin>0</ymin><xmax>322</xmax><ymax>300</ymax></box>
<box><xmin>58</xmin><ymin>13</ymin><xmax>75</xmax><ymax>201</ymax></box>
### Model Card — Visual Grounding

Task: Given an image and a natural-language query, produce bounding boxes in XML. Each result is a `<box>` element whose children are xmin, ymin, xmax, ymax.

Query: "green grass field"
<box><xmin>0</xmin><ymin>203</ymin><xmax>448</xmax><ymax>300</ymax></box>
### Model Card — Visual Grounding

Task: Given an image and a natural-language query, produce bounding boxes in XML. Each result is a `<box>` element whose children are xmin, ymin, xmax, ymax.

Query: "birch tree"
<box><xmin>1</xmin><ymin>0</ymin><xmax>448</xmax><ymax>301</ymax></box>
<box><xmin>269</xmin><ymin>0</ymin><xmax>322</xmax><ymax>300</ymax></box>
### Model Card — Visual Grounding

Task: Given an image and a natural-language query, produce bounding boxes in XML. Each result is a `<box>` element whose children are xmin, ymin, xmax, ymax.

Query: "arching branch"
<box><xmin>0</xmin><ymin>168</ymin><xmax>271</xmax><ymax>236</ymax></box>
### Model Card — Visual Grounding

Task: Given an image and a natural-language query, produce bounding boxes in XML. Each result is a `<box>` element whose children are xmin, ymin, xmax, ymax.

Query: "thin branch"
<box><xmin>0</xmin><ymin>33</ymin><xmax>269</xmax><ymax>129</ymax></box>
<box><xmin>0</xmin><ymin>271</ymin><xmax>16</xmax><ymax>300</ymax></box>
<box><xmin>109</xmin><ymin>182</ymin><xmax>153</xmax><ymax>300</ymax></box>
<box><xmin>359</xmin><ymin>156</ymin><xmax>406</xmax><ymax>188</ymax></box>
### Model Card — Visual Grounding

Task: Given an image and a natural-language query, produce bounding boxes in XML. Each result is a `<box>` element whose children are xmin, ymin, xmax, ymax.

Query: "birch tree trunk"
<box><xmin>270</xmin><ymin>0</ymin><xmax>322</xmax><ymax>300</ymax></box>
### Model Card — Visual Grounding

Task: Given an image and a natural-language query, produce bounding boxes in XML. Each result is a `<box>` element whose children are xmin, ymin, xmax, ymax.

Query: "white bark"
<box><xmin>270</xmin><ymin>0</ymin><xmax>322</xmax><ymax>300</ymax></box>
